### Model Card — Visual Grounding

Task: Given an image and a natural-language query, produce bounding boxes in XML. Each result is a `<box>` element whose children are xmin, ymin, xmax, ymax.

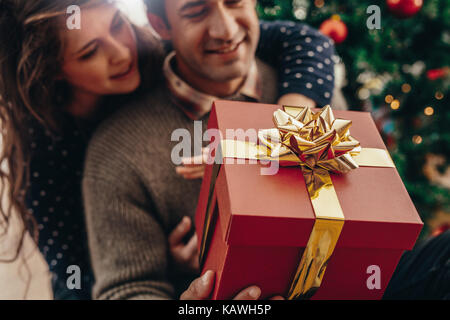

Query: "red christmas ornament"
<box><xmin>426</xmin><ymin>67</ymin><xmax>449</xmax><ymax>81</ymax></box>
<box><xmin>386</xmin><ymin>0</ymin><xmax>423</xmax><ymax>18</ymax></box>
<box><xmin>319</xmin><ymin>15</ymin><xmax>348</xmax><ymax>44</ymax></box>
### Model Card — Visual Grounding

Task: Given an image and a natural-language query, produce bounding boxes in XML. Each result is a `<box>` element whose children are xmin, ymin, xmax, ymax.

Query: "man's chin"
<box><xmin>201</xmin><ymin>64</ymin><xmax>249</xmax><ymax>83</ymax></box>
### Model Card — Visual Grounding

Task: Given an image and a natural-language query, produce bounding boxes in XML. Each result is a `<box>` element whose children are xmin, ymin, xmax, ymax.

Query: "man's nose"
<box><xmin>106</xmin><ymin>36</ymin><xmax>130</xmax><ymax>65</ymax></box>
<box><xmin>207</xmin><ymin>7</ymin><xmax>239</xmax><ymax>41</ymax></box>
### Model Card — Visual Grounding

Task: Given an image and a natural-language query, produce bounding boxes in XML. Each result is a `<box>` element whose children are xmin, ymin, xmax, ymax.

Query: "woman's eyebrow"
<box><xmin>75</xmin><ymin>39</ymin><xmax>97</xmax><ymax>55</ymax></box>
<box><xmin>74</xmin><ymin>9</ymin><xmax>120</xmax><ymax>55</ymax></box>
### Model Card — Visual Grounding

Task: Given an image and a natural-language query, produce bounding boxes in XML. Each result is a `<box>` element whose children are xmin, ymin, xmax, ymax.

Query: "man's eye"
<box><xmin>183</xmin><ymin>8</ymin><xmax>208</xmax><ymax>19</ymax></box>
<box><xmin>79</xmin><ymin>47</ymin><xmax>98</xmax><ymax>60</ymax></box>
<box><xmin>225</xmin><ymin>0</ymin><xmax>243</xmax><ymax>6</ymax></box>
<box><xmin>181</xmin><ymin>4</ymin><xmax>209</xmax><ymax>20</ymax></box>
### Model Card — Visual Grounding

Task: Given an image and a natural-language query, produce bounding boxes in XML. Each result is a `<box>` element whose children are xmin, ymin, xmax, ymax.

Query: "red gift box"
<box><xmin>194</xmin><ymin>100</ymin><xmax>423</xmax><ymax>300</ymax></box>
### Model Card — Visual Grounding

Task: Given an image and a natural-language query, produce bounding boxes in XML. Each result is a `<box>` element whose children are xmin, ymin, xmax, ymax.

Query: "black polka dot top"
<box><xmin>26</xmin><ymin>116</ymin><xmax>96</xmax><ymax>299</ymax></box>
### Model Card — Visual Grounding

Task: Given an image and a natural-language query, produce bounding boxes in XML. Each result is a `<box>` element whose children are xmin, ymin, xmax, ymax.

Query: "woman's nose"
<box><xmin>106</xmin><ymin>36</ymin><xmax>130</xmax><ymax>65</ymax></box>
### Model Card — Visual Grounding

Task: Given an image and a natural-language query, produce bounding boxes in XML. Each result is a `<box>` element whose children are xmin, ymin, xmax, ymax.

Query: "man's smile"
<box><xmin>204</xmin><ymin>35</ymin><xmax>246</xmax><ymax>55</ymax></box>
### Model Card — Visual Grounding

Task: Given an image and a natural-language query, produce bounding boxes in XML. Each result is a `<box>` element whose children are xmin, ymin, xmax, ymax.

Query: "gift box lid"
<box><xmin>198</xmin><ymin>100</ymin><xmax>423</xmax><ymax>251</ymax></box>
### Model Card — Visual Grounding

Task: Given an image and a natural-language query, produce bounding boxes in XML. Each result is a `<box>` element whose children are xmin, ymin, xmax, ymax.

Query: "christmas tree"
<box><xmin>257</xmin><ymin>0</ymin><xmax>450</xmax><ymax>237</ymax></box>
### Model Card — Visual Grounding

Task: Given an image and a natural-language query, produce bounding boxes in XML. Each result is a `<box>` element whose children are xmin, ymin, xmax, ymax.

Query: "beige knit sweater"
<box><xmin>82</xmin><ymin>60</ymin><xmax>278</xmax><ymax>299</ymax></box>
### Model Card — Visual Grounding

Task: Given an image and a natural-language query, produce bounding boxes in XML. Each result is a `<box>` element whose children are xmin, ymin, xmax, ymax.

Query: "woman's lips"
<box><xmin>110</xmin><ymin>62</ymin><xmax>135</xmax><ymax>80</ymax></box>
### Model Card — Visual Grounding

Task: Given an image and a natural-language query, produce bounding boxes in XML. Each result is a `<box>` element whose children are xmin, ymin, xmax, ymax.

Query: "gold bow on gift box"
<box><xmin>198</xmin><ymin>105</ymin><xmax>395</xmax><ymax>300</ymax></box>
<box><xmin>257</xmin><ymin>105</ymin><xmax>361</xmax><ymax>198</ymax></box>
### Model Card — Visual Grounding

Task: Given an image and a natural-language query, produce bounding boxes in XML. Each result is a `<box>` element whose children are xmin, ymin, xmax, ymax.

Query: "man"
<box><xmin>82</xmin><ymin>0</ymin><xmax>336</xmax><ymax>299</ymax></box>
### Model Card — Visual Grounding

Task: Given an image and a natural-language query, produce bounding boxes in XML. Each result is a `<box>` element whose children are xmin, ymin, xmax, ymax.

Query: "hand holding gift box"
<box><xmin>194</xmin><ymin>101</ymin><xmax>423</xmax><ymax>300</ymax></box>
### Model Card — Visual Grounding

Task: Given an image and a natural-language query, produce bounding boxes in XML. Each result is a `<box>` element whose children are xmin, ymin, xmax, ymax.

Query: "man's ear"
<box><xmin>147</xmin><ymin>12</ymin><xmax>171</xmax><ymax>40</ymax></box>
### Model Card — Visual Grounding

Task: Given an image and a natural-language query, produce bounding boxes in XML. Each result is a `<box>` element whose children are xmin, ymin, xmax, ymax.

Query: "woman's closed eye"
<box><xmin>77</xmin><ymin>16</ymin><xmax>125</xmax><ymax>62</ymax></box>
<box><xmin>79</xmin><ymin>46</ymin><xmax>98</xmax><ymax>61</ymax></box>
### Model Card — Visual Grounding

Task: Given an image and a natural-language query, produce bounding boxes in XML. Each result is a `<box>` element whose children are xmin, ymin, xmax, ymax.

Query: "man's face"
<box><xmin>164</xmin><ymin>0</ymin><xmax>259</xmax><ymax>86</ymax></box>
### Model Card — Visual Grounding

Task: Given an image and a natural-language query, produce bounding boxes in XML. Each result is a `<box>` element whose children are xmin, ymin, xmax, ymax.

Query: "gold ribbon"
<box><xmin>198</xmin><ymin>105</ymin><xmax>395</xmax><ymax>299</ymax></box>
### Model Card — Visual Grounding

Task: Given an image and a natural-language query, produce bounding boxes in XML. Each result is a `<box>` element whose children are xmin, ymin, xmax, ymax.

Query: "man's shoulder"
<box><xmin>90</xmin><ymin>85</ymin><xmax>178</xmax><ymax>146</ymax></box>
<box><xmin>105</xmin><ymin>86</ymin><xmax>171</xmax><ymax>131</ymax></box>
<box><xmin>84</xmin><ymin>86</ymin><xmax>176</xmax><ymax>177</ymax></box>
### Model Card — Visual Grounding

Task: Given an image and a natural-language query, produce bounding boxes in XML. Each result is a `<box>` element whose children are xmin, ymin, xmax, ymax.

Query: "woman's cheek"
<box><xmin>83</xmin><ymin>60</ymin><xmax>110</xmax><ymax>89</ymax></box>
<box><xmin>123</xmin><ymin>22</ymin><xmax>137</xmax><ymax>55</ymax></box>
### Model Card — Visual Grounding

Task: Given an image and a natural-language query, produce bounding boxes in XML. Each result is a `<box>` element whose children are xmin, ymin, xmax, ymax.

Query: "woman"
<box><xmin>0</xmin><ymin>0</ymin><xmax>164</xmax><ymax>299</ymax></box>
<box><xmin>0</xmin><ymin>0</ymin><xmax>335</xmax><ymax>299</ymax></box>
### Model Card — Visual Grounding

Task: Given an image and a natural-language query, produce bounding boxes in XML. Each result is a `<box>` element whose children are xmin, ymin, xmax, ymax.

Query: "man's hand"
<box><xmin>180</xmin><ymin>271</ymin><xmax>261</xmax><ymax>300</ymax></box>
<box><xmin>180</xmin><ymin>271</ymin><xmax>285</xmax><ymax>300</ymax></box>
<box><xmin>169</xmin><ymin>216</ymin><xmax>199</xmax><ymax>275</ymax></box>
<box><xmin>175</xmin><ymin>147</ymin><xmax>209</xmax><ymax>180</ymax></box>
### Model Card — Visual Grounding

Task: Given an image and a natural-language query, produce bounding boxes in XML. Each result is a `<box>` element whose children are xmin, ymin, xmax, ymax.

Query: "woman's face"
<box><xmin>61</xmin><ymin>4</ymin><xmax>140</xmax><ymax>97</ymax></box>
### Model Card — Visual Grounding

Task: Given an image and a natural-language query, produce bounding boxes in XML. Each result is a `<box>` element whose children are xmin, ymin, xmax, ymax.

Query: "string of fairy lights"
<box><xmin>383</xmin><ymin>86</ymin><xmax>445</xmax><ymax>145</ymax></box>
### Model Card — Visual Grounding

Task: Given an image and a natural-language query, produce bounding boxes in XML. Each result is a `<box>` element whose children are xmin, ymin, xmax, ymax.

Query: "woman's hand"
<box><xmin>169</xmin><ymin>216</ymin><xmax>199</xmax><ymax>275</ymax></box>
<box><xmin>277</xmin><ymin>93</ymin><xmax>316</xmax><ymax>108</ymax></box>
<box><xmin>175</xmin><ymin>147</ymin><xmax>209</xmax><ymax>180</ymax></box>
<box><xmin>180</xmin><ymin>271</ymin><xmax>285</xmax><ymax>300</ymax></box>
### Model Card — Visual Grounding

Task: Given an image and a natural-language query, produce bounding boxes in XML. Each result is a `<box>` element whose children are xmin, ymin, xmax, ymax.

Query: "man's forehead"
<box><xmin>172</xmin><ymin>0</ymin><xmax>213</xmax><ymax>4</ymax></box>
<box><xmin>167</xmin><ymin>0</ymin><xmax>230</xmax><ymax>9</ymax></box>
<box><xmin>149</xmin><ymin>0</ymin><xmax>254</xmax><ymax>17</ymax></box>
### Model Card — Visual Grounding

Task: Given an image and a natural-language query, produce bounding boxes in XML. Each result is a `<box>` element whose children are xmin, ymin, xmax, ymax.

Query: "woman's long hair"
<box><xmin>0</xmin><ymin>0</ymin><xmax>163</xmax><ymax>265</ymax></box>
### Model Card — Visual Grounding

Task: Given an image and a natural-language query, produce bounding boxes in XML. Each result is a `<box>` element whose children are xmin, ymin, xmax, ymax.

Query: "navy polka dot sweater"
<box><xmin>25</xmin><ymin>20</ymin><xmax>335</xmax><ymax>300</ymax></box>
<box><xmin>257</xmin><ymin>20</ymin><xmax>335</xmax><ymax>107</ymax></box>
